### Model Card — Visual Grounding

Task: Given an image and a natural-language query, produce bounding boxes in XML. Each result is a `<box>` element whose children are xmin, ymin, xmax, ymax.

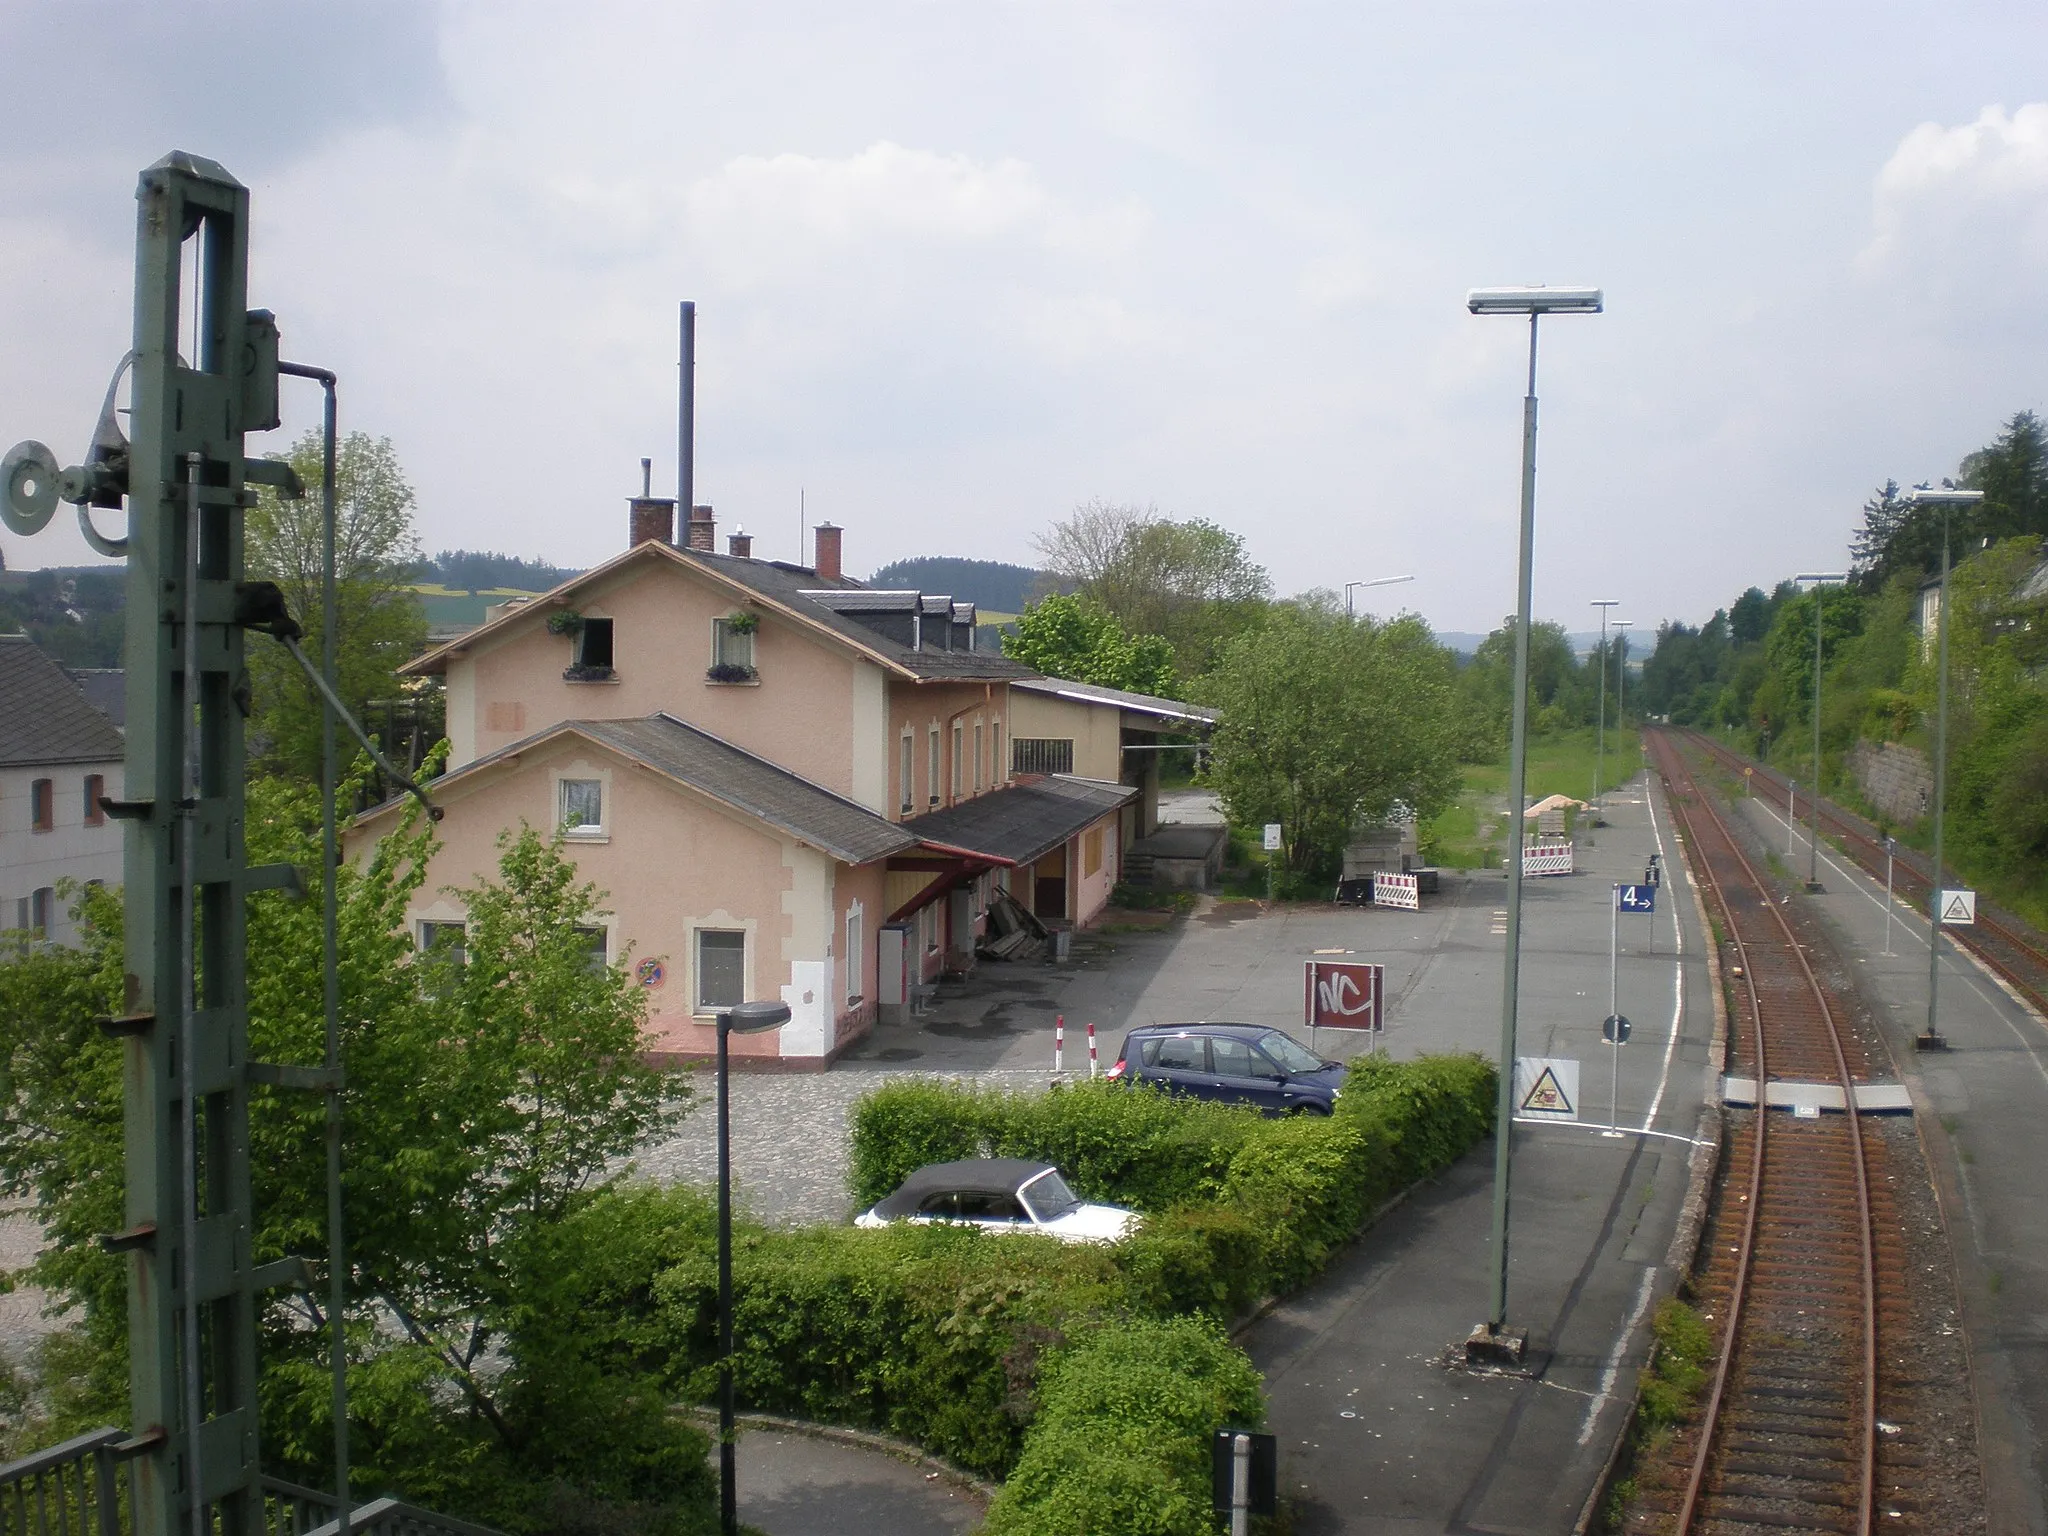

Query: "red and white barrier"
<box><xmin>1055</xmin><ymin>1015</ymin><xmax>1065</xmax><ymax>1073</ymax></box>
<box><xmin>1372</xmin><ymin>871</ymin><xmax>1419</xmax><ymax>910</ymax></box>
<box><xmin>1087</xmin><ymin>1021</ymin><xmax>1098</xmax><ymax>1077</ymax></box>
<box><xmin>1522</xmin><ymin>840</ymin><xmax>1575</xmax><ymax>876</ymax></box>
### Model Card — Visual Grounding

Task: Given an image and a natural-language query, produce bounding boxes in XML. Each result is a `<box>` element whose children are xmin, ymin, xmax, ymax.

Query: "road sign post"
<box><xmin>1601</xmin><ymin>1013</ymin><xmax>1632</xmax><ymax>1136</ymax></box>
<box><xmin>1304</xmin><ymin>960</ymin><xmax>1386</xmax><ymax>1055</ymax></box>
<box><xmin>1882</xmin><ymin>837</ymin><xmax>1896</xmax><ymax>956</ymax></box>
<box><xmin>1513</xmin><ymin>1057</ymin><xmax>1579</xmax><ymax>1121</ymax></box>
<box><xmin>1263</xmin><ymin>823</ymin><xmax>1282</xmax><ymax>906</ymax></box>
<box><xmin>1939</xmin><ymin>889</ymin><xmax>1976</xmax><ymax>925</ymax></box>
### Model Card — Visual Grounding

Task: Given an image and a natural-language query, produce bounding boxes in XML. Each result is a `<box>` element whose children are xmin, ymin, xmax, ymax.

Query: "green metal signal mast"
<box><xmin>2</xmin><ymin>153</ymin><xmax>464</xmax><ymax>1536</ymax></box>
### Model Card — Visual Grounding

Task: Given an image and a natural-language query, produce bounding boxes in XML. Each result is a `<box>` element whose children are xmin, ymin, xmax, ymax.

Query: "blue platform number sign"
<box><xmin>1616</xmin><ymin>884</ymin><xmax>1656</xmax><ymax>914</ymax></box>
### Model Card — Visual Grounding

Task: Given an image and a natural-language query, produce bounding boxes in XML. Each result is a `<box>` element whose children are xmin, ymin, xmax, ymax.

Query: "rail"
<box><xmin>1</xmin><ymin>1433</ymin><xmax>503</xmax><ymax>1536</ymax></box>
<box><xmin>1681</xmin><ymin>727</ymin><xmax>2048</xmax><ymax>1016</ymax></box>
<box><xmin>1650</xmin><ymin>728</ymin><xmax>1878</xmax><ymax>1536</ymax></box>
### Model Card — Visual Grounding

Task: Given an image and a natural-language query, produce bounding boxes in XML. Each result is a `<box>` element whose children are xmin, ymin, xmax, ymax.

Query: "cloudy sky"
<box><xmin>2</xmin><ymin>2</ymin><xmax>2044</xmax><ymax>634</ymax></box>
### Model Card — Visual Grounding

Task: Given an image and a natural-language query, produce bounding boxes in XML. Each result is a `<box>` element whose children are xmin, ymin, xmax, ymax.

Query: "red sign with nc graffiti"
<box><xmin>1303</xmin><ymin>960</ymin><xmax>1384</xmax><ymax>1032</ymax></box>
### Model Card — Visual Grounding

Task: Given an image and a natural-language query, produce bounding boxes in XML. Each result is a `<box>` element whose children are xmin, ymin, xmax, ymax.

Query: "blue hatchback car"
<box><xmin>1106</xmin><ymin>1023</ymin><xmax>1347</xmax><ymax>1114</ymax></box>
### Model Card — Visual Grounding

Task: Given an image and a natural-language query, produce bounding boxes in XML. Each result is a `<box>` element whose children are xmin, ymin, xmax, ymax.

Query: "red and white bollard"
<box><xmin>1055</xmin><ymin>1015</ymin><xmax>1065</xmax><ymax>1074</ymax></box>
<box><xmin>1087</xmin><ymin>1021</ymin><xmax>1098</xmax><ymax>1077</ymax></box>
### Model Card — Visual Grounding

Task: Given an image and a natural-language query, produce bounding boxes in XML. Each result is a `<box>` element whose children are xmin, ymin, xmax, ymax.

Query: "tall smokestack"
<box><xmin>678</xmin><ymin>301</ymin><xmax>696</xmax><ymax>516</ymax></box>
<box><xmin>814</xmin><ymin>522</ymin><xmax>843</xmax><ymax>583</ymax></box>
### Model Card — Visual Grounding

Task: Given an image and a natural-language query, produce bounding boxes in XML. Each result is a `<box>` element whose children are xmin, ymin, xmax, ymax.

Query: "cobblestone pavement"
<box><xmin>631</xmin><ymin>1068</ymin><xmax>1057</xmax><ymax>1226</ymax></box>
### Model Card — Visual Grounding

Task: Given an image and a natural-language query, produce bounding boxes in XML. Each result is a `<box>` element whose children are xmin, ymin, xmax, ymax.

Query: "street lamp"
<box><xmin>1590</xmin><ymin>600</ymin><xmax>1619</xmax><ymax>816</ymax></box>
<box><xmin>1465</xmin><ymin>282</ymin><xmax>1603</xmax><ymax>1361</ymax></box>
<box><xmin>1792</xmin><ymin>573</ymin><xmax>1849</xmax><ymax>892</ymax></box>
<box><xmin>1612</xmin><ymin>620</ymin><xmax>1632</xmax><ymax>748</ymax></box>
<box><xmin>1345</xmin><ymin>573</ymin><xmax>1416</xmax><ymax>620</ymax></box>
<box><xmin>1901</xmin><ymin>485</ymin><xmax>1983</xmax><ymax>1051</ymax></box>
<box><xmin>714</xmin><ymin>998</ymin><xmax>792</xmax><ymax>1534</ymax></box>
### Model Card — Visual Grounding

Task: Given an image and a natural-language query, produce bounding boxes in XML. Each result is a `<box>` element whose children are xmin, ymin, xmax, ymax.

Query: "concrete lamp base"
<box><xmin>1804</xmin><ymin>880</ymin><xmax>1825</xmax><ymax>894</ymax></box>
<box><xmin>1463</xmin><ymin>1323</ymin><xmax>1528</xmax><ymax>1369</ymax></box>
<box><xmin>1913</xmin><ymin>1031</ymin><xmax>1950</xmax><ymax>1053</ymax></box>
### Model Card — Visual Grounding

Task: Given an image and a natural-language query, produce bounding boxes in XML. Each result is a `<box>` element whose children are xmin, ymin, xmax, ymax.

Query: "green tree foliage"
<box><xmin>1455</xmin><ymin>617</ymin><xmax>1597</xmax><ymax>753</ymax></box>
<box><xmin>1728</xmin><ymin>585</ymin><xmax>1771</xmax><ymax>645</ymax></box>
<box><xmin>1033</xmin><ymin>500</ymin><xmax>1271</xmax><ymax>677</ymax></box>
<box><xmin>1849</xmin><ymin>480</ymin><xmax>1911</xmax><ymax>590</ymax></box>
<box><xmin>248</xmin><ymin>430</ymin><xmax>429</xmax><ymax>785</ymax></box>
<box><xmin>428</xmin><ymin>551</ymin><xmax>582</xmax><ymax>594</ymax></box>
<box><xmin>0</xmin><ymin>787</ymin><xmax>702</xmax><ymax>1528</ymax></box>
<box><xmin>1002</xmin><ymin>592</ymin><xmax>1178</xmax><ymax>696</ymax></box>
<box><xmin>0</xmin><ymin>568</ymin><xmax>126</xmax><ymax>669</ymax></box>
<box><xmin>1196</xmin><ymin>604</ymin><xmax>1462</xmax><ymax>872</ymax></box>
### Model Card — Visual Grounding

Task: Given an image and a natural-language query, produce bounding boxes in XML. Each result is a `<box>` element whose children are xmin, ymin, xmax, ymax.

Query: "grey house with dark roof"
<box><xmin>360</xmin><ymin>505</ymin><xmax>1152</xmax><ymax>1065</ymax></box>
<box><xmin>0</xmin><ymin>634</ymin><xmax>125</xmax><ymax>943</ymax></box>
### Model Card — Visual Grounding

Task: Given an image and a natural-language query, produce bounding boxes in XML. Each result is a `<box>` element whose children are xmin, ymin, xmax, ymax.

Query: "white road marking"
<box><xmin>1640</xmin><ymin>785</ymin><xmax>1685</xmax><ymax>1133</ymax></box>
<box><xmin>1579</xmin><ymin>1264</ymin><xmax>1660</xmax><ymax>1446</ymax></box>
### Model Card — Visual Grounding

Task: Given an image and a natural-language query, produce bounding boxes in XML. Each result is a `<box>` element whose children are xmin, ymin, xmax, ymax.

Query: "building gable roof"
<box><xmin>0</xmin><ymin>635</ymin><xmax>126</xmax><ymax>768</ymax></box>
<box><xmin>356</xmin><ymin>711</ymin><xmax>920</xmax><ymax>866</ymax></box>
<box><xmin>402</xmin><ymin>539</ymin><xmax>1033</xmax><ymax>684</ymax></box>
<box><xmin>1011</xmin><ymin>675</ymin><xmax>1218</xmax><ymax>725</ymax></box>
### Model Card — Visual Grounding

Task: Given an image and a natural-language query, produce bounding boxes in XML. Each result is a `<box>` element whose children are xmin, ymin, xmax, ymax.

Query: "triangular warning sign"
<box><xmin>1520</xmin><ymin>1065</ymin><xmax>1574</xmax><ymax>1117</ymax></box>
<box><xmin>1942</xmin><ymin>893</ymin><xmax>1971</xmax><ymax>921</ymax></box>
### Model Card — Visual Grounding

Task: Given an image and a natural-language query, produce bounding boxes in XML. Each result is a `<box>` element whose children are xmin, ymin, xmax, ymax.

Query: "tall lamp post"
<box><xmin>1792</xmin><ymin>572</ymin><xmax>1849</xmax><ymax>892</ymax></box>
<box><xmin>1589</xmin><ymin>599</ymin><xmax>1619</xmax><ymax>815</ymax></box>
<box><xmin>715</xmin><ymin>999</ymin><xmax>792</xmax><ymax>1534</ymax></box>
<box><xmin>1902</xmin><ymin>485</ymin><xmax>1983</xmax><ymax>1051</ymax></box>
<box><xmin>1345</xmin><ymin>573</ymin><xmax>1416</xmax><ymax>619</ymax></box>
<box><xmin>1465</xmin><ymin>283</ymin><xmax>1603</xmax><ymax>1361</ymax></box>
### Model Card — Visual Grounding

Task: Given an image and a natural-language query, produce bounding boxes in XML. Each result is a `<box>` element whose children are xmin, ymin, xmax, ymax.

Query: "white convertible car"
<box><xmin>854</xmin><ymin>1158</ymin><xmax>1139</xmax><ymax>1244</ymax></box>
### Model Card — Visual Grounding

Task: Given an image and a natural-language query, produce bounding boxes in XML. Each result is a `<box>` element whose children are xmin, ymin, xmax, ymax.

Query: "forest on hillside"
<box><xmin>1638</xmin><ymin>410</ymin><xmax>2048</xmax><ymax>923</ymax></box>
<box><xmin>867</xmin><ymin>555</ymin><xmax>1052</xmax><ymax>612</ymax></box>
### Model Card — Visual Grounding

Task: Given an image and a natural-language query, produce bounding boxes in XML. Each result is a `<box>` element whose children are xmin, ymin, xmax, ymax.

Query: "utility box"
<box><xmin>878</xmin><ymin>923</ymin><xmax>913</xmax><ymax>1024</ymax></box>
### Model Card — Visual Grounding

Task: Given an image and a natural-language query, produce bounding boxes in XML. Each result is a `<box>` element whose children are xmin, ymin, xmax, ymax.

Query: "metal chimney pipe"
<box><xmin>679</xmin><ymin>301</ymin><xmax>696</xmax><ymax>516</ymax></box>
<box><xmin>640</xmin><ymin>457</ymin><xmax>651</xmax><ymax>497</ymax></box>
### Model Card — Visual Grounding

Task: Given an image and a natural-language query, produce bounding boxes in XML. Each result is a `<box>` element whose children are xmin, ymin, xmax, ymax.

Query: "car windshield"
<box><xmin>1019</xmin><ymin>1170</ymin><xmax>1082</xmax><ymax>1222</ymax></box>
<box><xmin>1261</xmin><ymin>1032</ymin><xmax>1327</xmax><ymax>1074</ymax></box>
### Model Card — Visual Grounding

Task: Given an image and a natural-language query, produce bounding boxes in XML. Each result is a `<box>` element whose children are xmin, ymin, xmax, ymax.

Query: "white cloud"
<box><xmin>1860</xmin><ymin>103</ymin><xmax>2048</xmax><ymax>286</ymax></box>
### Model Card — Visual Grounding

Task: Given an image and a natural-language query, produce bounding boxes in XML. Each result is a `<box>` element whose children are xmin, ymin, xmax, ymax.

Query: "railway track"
<box><xmin>1631</xmin><ymin>728</ymin><xmax>1885</xmax><ymax>1535</ymax></box>
<box><xmin>1679</xmin><ymin>726</ymin><xmax>2048</xmax><ymax>1019</ymax></box>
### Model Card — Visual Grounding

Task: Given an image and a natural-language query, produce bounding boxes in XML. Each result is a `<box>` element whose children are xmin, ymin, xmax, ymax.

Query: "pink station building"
<box><xmin>350</xmin><ymin>498</ymin><xmax>1211</xmax><ymax>1068</ymax></box>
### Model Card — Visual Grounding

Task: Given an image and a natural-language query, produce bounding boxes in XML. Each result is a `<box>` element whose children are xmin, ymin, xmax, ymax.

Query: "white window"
<box><xmin>696</xmin><ymin>928</ymin><xmax>746</xmax><ymax>1011</ymax></box>
<box><xmin>899</xmin><ymin>734</ymin><xmax>914</xmax><ymax>815</ymax></box>
<box><xmin>991</xmin><ymin>721</ymin><xmax>1003</xmax><ymax>785</ymax></box>
<box><xmin>29</xmin><ymin>887</ymin><xmax>55</xmax><ymax>934</ymax></box>
<box><xmin>559</xmin><ymin>778</ymin><xmax>604</xmax><ymax>837</ymax></box>
<box><xmin>576</xmin><ymin>925</ymin><xmax>610</xmax><ymax>972</ymax></box>
<box><xmin>927</xmin><ymin>727</ymin><xmax>941</xmax><ymax>808</ymax></box>
<box><xmin>711</xmin><ymin>617</ymin><xmax>756</xmax><ymax>677</ymax></box>
<box><xmin>845</xmin><ymin>903</ymin><xmax>864</xmax><ymax>1004</ymax></box>
<box><xmin>951</xmin><ymin>722</ymin><xmax>964</xmax><ymax>800</ymax></box>
<box><xmin>973</xmin><ymin>721</ymin><xmax>984</xmax><ymax>793</ymax></box>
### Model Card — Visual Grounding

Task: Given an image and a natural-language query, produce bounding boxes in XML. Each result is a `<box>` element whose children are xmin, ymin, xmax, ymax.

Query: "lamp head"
<box><xmin>1467</xmin><ymin>285</ymin><xmax>1603</xmax><ymax>315</ymax></box>
<box><xmin>720</xmin><ymin>1000</ymin><xmax>791</xmax><ymax>1034</ymax></box>
<box><xmin>1902</xmin><ymin>485</ymin><xmax>1985</xmax><ymax>508</ymax></box>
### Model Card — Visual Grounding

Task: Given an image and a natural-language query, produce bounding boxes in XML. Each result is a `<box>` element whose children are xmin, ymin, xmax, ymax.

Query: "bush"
<box><xmin>983</xmin><ymin>1316</ymin><xmax>1264</xmax><ymax>1536</ymax></box>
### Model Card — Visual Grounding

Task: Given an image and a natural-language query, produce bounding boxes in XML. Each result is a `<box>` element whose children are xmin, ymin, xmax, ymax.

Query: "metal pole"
<box><xmin>1593</xmin><ymin>606</ymin><xmax>1610</xmax><ymax>811</ymax></box>
<box><xmin>718</xmin><ymin>1011</ymin><xmax>737</xmax><ymax>1535</ymax></box>
<box><xmin>679</xmin><ymin>301</ymin><xmax>696</xmax><ymax>520</ymax></box>
<box><xmin>1489</xmin><ymin>311</ymin><xmax>1540</xmax><ymax>1332</ymax></box>
<box><xmin>1883</xmin><ymin>839</ymin><xmax>1896</xmax><ymax>957</ymax></box>
<box><xmin>1809</xmin><ymin>589</ymin><xmax>1824</xmax><ymax>890</ymax></box>
<box><xmin>317</xmin><ymin>376</ymin><xmax>349</xmax><ymax>1534</ymax></box>
<box><xmin>1615</xmin><ymin>625</ymin><xmax>1628</xmax><ymax>768</ymax></box>
<box><xmin>1787</xmin><ymin>780</ymin><xmax>1798</xmax><ymax>858</ymax></box>
<box><xmin>179</xmin><ymin>453</ymin><xmax>206</xmax><ymax>1536</ymax></box>
<box><xmin>1609</xmin><ymin>886</ymin><xmax>1620</xmax><ymax>1133</ymax></box>
<box><xmin>1927</xmin><ymin>512</ymin><xmax>1952</xmax><ymax>1045</ymax></box>
<box><xmin>1231</xmin><ymin>1432</ymin><xmax>1251</xmax><ymax>1536</ymax></box>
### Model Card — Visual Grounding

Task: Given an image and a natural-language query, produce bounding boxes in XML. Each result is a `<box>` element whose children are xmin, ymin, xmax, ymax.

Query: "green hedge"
<box><xmin>852</xmin><ymin>1051</ymin><xmax>1496</xmax><ymax>1311</ymax></box>
<box><xmin>981</xmin><ymin>1316</ymin><xmax>1264</xmax><ymax>1536</ymax></box>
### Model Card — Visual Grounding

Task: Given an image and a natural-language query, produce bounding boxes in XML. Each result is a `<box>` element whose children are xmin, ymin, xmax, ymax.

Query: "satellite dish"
<box><xmin>2</xmin><ymin>441</ymin><xmax>59</xmax><ymax>535</ymax></box>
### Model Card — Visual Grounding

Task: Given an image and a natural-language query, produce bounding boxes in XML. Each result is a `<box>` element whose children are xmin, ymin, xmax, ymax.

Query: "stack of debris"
<box><xmin>978</xmin><ymin>891</ymin><xmax>1049</xmax><ymax>960</ymax></box>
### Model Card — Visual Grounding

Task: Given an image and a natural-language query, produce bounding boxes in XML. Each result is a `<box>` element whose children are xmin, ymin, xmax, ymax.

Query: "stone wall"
<box><xmin>1848</xmin><ymin>739</ymin><xmax>1933</xmax><ymax>825</ymax></box>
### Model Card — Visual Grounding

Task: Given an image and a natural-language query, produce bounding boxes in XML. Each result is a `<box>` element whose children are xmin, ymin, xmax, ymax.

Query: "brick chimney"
<box><xmin>630</xmin><ymin>497</ymin><xmax>675</xmax><ymax>548</ymax></box>
<box><xmin>813</xmin><ymin>522</ymin><xmax>843</xmax><ymax>583</ymax></box>
<box><xmin>685</xmin><ymin>504</ymin><xmax>716</xmax><ymax>553</ymax></box>
<box><xmin>728</xmin><ymin>528</ymin><xmax>752</xmax><ymax>558</ymax></box>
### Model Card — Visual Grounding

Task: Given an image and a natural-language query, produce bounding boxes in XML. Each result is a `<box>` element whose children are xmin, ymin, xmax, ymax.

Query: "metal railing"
<box><xmin>0</xmin><ymin>1429</ymin><xmax>127</xmax><ymax>1536</ymax></box>
<box><xmin>3</xmin><ymin>1433</ymin><xmax>502</xmax><ymax>1536</ymax></box>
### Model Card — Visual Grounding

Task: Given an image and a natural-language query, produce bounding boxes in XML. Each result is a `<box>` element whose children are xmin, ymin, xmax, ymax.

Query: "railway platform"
<box><xmin>1728</xmin><ymin>779</ymin><xmax>2048</xmax><ymax>1535</ymax></box>
<box><xmin>1241</xmin><ymin>769</ymin><xmax>1721</xmax><ymax>1533</ymax></box>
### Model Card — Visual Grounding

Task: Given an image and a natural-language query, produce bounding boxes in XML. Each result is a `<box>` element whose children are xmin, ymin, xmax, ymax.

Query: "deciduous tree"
<box><xmin>1001</xmin><ymin>592</ymin><xmax>1177</xmax><ymax>696</ymax></box>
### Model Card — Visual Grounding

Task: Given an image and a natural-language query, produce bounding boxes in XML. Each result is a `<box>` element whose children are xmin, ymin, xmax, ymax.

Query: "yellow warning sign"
<box><xmin>1513</xmin><ymin>1056</ymin><xmax>1580</xmax><ymax>1121</ymax></box>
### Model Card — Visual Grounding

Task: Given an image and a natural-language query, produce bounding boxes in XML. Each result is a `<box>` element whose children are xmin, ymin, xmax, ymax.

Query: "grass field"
<box><xmin>1424</xmin><ymin>726</ymin><xmax>1645</xmax><ymax>868</ymax></box>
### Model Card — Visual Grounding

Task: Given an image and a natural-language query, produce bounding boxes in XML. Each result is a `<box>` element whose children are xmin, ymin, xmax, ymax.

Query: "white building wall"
<box><xmin>0</xmin><ymin>760</ymin><xmax>124</xmax><ymax>944</ymax></box>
